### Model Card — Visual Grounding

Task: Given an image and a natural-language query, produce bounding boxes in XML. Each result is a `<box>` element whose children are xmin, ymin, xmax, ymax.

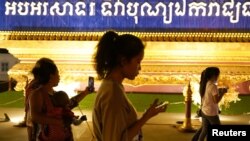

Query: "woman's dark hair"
<box><xmin>94</xmin><ymin>31</ymin><xmax>145</xmax><ymax>79</ymax></box>
<box><xmin>31</xmin><ymin>58</ymin><xmax>58</xmax><ymax>85</ymax></box>
<box><xmin>199</xmin><ymin>67</ymin><xmax>220</xmax><ymax>98</ymax></box>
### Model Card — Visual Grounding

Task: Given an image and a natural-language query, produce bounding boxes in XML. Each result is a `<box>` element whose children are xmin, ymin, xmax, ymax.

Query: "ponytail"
<box><xmin>94</xmin><ymin>31</ymin><xmax>144</xmax><ymax>79</ymax></box>
<box><xmin>199</xmin><ymin>67</ymin><xmax>220</xmax><ymax>98</ymax></box>
<box><xmin>199</xmin><ymin>70</ymin><xmax>207</xmax><ymax>98</ymax></box>
<box><xmin>94</xmin><ymin>31</ymin><xmax>119</xmax><ymax>79</ymax></box>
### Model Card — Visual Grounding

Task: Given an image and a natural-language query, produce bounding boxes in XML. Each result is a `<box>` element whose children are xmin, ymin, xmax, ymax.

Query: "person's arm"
<box><xmin>73</xmin><ymin>87</ymin><xmax>91</xmax><ymax>103</ymax></box>
<box><xmin>69</xmin><ymin>87</ymin><xmax>93</xmax><ymax>109</ymax></box>
<box><xmin>29</xmin><ymin>90</ymin><xmax>63</xmax><ymax>126</ymax></box>
<box><xmin>72</xmin><ymin>117</ymin><xmax>83</xmax><ymax>126</ymax></box>
<box><xmin>212</xmin><ymin>85</ymin><xmax>226</xmax><ymax>104</ymax></box>
<box><xmin>100</xmin><ymin>97</ymin><xmax>166</xmax><ymax>141</ymax></box>
<box><xmin>126</xmin><ymin>99</ymin><xmax>167</xmax><ymax>141</ymax></box>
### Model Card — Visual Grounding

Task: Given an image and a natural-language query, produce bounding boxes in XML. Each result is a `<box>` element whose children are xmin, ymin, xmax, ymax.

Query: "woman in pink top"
<box><xmin>192</xmin><ymin>67</ymin><xmax>227</xmax><ymax>141</ymax></box>
<box><xmin>28</xmin><ymin>58</ymin><xmax>91</xmax><ymax>141</ymax></box>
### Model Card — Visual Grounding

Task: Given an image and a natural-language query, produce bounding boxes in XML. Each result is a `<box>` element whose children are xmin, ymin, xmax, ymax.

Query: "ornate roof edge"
<box><xmin>0</xmin><ymin>31</ymin><xmax>250</xmax><ymax>42</ymax></box>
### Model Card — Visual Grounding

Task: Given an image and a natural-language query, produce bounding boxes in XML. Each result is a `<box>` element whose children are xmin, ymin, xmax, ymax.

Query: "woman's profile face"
<box><xmin>211</xmin><ymin>75</ymin><xmax>219</xmax><ymax>83</ymax></box>
<box><xmin>50</xmin><ymin>70</ymin><xmax>60</xmax><ymax>87</ymax></box>
<box><xmin>121</xmin><ymin>51</ymin><xmax>144</xmax><ymax>80</ymax></box>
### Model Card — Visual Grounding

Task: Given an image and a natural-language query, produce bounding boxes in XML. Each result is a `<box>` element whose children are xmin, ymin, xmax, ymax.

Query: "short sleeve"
<box><xmin>210</xmin><ymin>83</ymin><xmax>218</xmax><ymax>96</ymax></box>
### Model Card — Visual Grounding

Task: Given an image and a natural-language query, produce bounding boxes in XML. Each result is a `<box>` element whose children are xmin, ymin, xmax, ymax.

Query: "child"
<box><xmin>40</xmin><ymin>91</ymin><xmax>85</xmax><ymax>141</ymax></box>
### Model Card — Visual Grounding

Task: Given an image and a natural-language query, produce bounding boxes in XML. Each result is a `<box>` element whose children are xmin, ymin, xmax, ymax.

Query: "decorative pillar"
<box><xmin>8</xmin><ymin>77</ymin><xmax>12</xmax><ymax>91</ymax></box>
<box><xmin>178</xmin><ymin>81</ymin><xmax>196</xmax><ymax>132</ymax></box>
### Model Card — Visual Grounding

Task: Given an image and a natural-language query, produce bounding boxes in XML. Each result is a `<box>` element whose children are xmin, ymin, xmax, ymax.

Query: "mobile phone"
<box><xmin>156</xmin><ymin>101</ymin><xmax>169</xmax><ymax>109</ymax></box>
<box><xmin>88</xmin><ymin>76</ymin><xmax>94</xmax><ymax>92</ymax></box>
<box><xmin>218</xmin><ymin>87</ymin><xmax>228</xmax><ymax>95</ymax></box>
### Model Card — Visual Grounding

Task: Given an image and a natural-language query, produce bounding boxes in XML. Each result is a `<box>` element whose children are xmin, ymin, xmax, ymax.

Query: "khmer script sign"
<box><xmin>0</xmin><ymin>0</ymin><xmax>250</xmax><ymax>32</ymax></box>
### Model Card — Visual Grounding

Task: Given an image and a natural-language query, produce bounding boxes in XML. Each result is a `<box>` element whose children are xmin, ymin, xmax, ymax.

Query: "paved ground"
<box><xmin>0</xmin><ymin>107</ymin><xmax>249</xmax><ymax>141</ymax></box>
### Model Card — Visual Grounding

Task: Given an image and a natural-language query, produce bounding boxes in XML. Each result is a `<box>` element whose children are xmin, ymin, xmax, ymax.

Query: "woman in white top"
<box><xmin>92</xmin><ymin>31</ymin><xmax>167</xmax><ymax>141</ymax></box>
<box><xmin>192</xmin><ymin>67</ymin><xmax>226</xmax><ymax>141</ymax></box>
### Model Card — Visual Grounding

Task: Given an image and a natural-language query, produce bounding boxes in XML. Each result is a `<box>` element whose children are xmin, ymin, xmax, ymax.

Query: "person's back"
<box><xmin>25</xmin><ymin>79</ymin><xmax>40</xmax><ymax>141</ymax></box>
<box><xmin>93</xmin><ymin>79</ymin><xmax>139</xmax><ymax>141</ymax></box>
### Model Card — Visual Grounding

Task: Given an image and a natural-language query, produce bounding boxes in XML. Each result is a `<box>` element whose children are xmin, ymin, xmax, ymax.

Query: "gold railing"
<box><xmin>1</xmin><ymin>31</ymin><xmax>250</xmax><ymax>42</ymax></box>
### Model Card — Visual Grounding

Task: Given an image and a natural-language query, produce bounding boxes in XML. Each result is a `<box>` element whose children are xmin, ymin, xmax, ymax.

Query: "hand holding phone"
<box><xmin>218</xmin><ymin>87</ymin><xmax>228</xmax><ymax>96</ymax></box>
<box><xmin>88</xmin><ymin>76</ymin><xmax>94</xmax><ymax>92</ymax></box>
<box><xmin>156</xmin><ymin>101</ymin><xmax>169</xmax><ymax>109</ymax></box>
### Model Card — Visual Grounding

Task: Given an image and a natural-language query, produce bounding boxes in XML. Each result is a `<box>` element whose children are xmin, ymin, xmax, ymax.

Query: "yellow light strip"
<box><xmin>1</xmin><ymin>31</ymin><xmax>250</xmax><ymax>42</ymax></box>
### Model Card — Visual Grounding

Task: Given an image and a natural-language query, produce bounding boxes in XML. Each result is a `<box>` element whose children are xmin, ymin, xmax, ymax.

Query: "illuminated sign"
<box><xmin>0</xmin><ymin>0</ymin><xmax>250</xmax><ymax>32</ymax></box>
